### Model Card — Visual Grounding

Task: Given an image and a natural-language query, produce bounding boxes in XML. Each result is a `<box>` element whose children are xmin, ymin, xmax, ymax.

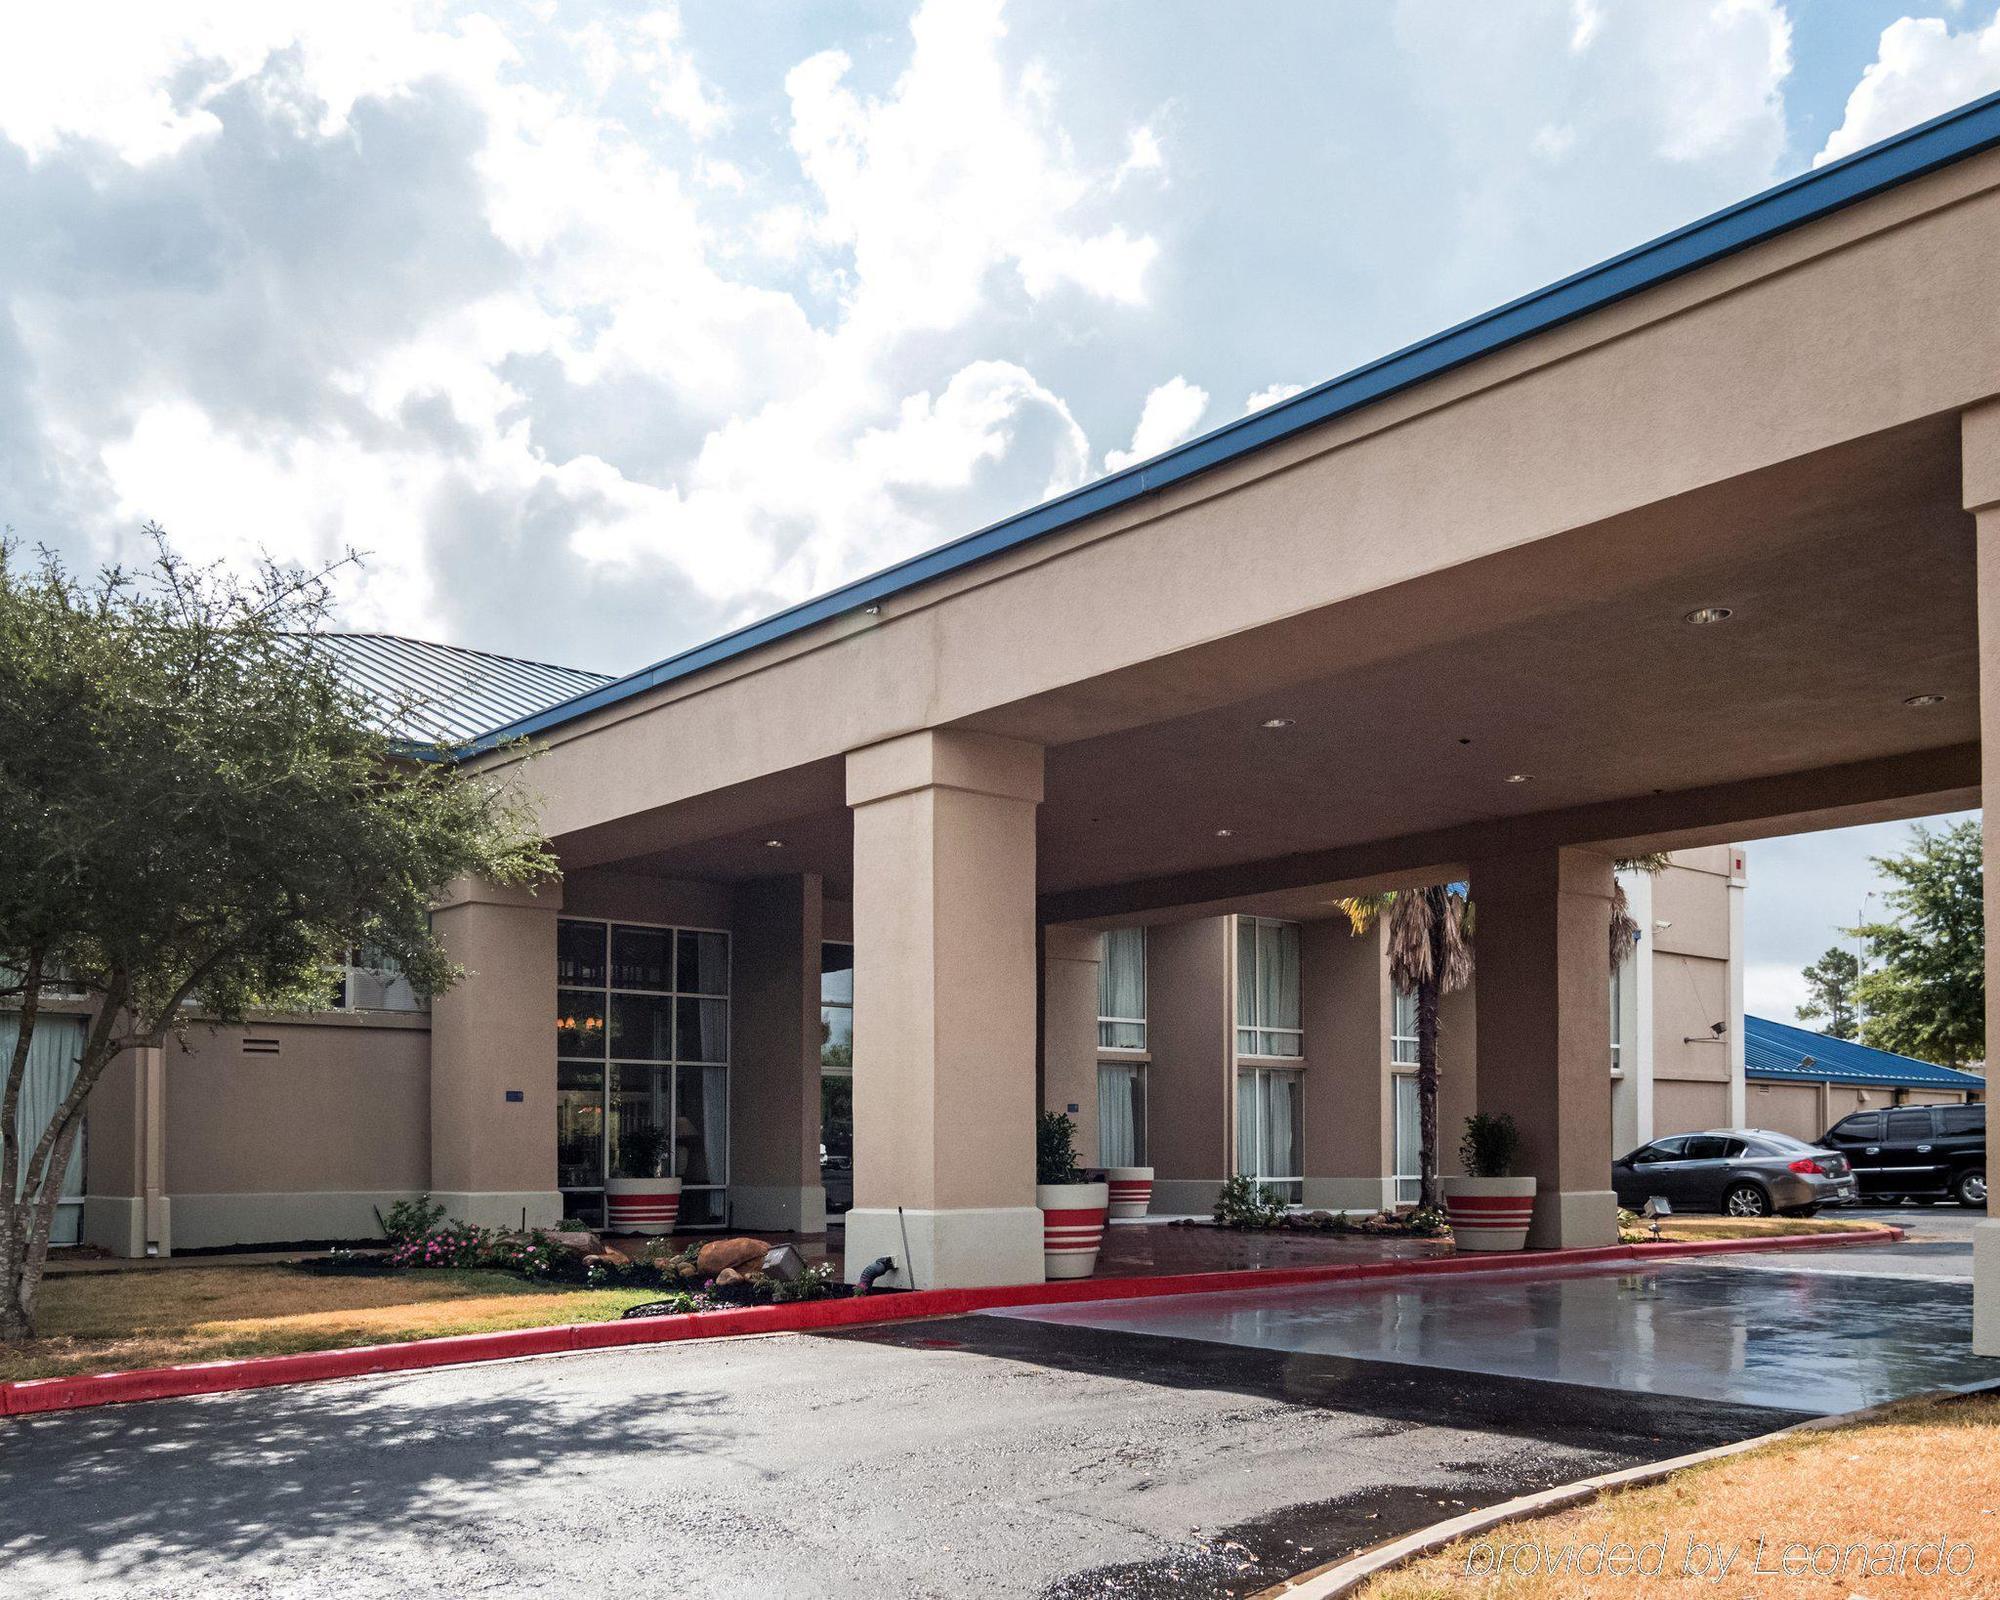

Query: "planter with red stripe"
<box><xmin>1103</xmin><ymin>1166</ymin><xmax>1154</xmax><ymax>1219</ymax></box>
<box><xmin>1441</xmin><ymin>1175</ymin><xmax>1537</xmax><ymax>1252</ymax></box>
<box><xmin>1036</xmin><ymin>1181</ymin><xmax>1109</xmax><ymax>1278</ymax></box>
<box><xmin>604</xmin><ymin>1176</ymin><xmax>682</xmax><ymax>1235</ymax></box>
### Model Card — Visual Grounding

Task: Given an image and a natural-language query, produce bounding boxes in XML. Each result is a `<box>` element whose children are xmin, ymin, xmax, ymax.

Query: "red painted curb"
<box><xmin>0</xmin><ymin>1224</ymin><xmax>1905</xmax><ymax>1417</ymax></box>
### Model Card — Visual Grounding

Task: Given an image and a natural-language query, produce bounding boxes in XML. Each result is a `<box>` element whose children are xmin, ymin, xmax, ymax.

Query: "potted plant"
<box><xmin>605</xmin><ymin>1121</ymin><xmax>683</xmax><ymax>1235</ymax></box>
<box><xmin>1442</xmin><ymin>1113</ymin><xmax>1536</xmax><ymax>1252</ymax></box>
<box><xmin>1103</xmin><ymin>1162</ymin><xmax>1155</xmax><ymax>1219</ymax></box>
<box><xmin>1035</xmin><ymin>1112</ymin><xmax>1109</xmax><ymax>1279</ymax></box>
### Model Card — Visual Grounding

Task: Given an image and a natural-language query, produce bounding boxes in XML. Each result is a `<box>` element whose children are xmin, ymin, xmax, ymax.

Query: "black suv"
<box><xmin>1817</xmin><ymin>1102</ymin><xmax>1985</xmax><ymax>1208</ymax></box>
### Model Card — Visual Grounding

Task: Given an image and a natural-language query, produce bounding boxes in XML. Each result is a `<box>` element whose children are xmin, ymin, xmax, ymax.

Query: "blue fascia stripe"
<box><xmin>463</xmin><ymin>88</ymin><xmax>2000</xmax><ymax>756</ymax></box>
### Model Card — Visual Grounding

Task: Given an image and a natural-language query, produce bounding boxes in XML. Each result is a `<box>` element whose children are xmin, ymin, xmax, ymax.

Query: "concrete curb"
<box><xmin>1254</xmin><ymin>1370</ymin><xmax>1998</xmax><ymax>1600</ymax></box>
<box><xmin>0</xmin><ymin>1224</ymin><xmax>1902</xmax><ymax>1418</ymax></box>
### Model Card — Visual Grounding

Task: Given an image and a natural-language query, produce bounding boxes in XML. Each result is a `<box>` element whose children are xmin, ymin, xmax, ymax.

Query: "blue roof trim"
<box><xmin>463</xmin><ymin>88</ymin><xmax>2000</xmax><ymax>755</ymax></box>
<box><xmin>1745</xmin><ymin>1015</ymin><xmax>1985</xmax><ymax>1092</ymax></box>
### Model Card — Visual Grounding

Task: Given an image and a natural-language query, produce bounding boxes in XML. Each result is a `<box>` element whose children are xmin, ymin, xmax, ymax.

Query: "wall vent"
<box><xmin>241</xmin><ymin>1036</ymin><xmax>282</xmax><ymax>1056</ymax></box>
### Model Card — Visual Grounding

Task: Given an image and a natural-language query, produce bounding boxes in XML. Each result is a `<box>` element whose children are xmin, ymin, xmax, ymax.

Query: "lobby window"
<box><xmin>1235</xmin><ymin>917</ymin><xmax>1302</xmax><ymax>1057</ymax></box>
<box><xmin>1392</xmin><ymin>1073</ymin><xmax>1420</xmax><ymax>1206</ymax></box>
<box><xmin>1097</xmin><ymin>927</ymin><xmax>1147</xmax><ymax>1050</ymax></box>
<box><xmin>819</xmin><ymin>942</ymin><xmax>854</xmax><ymax>1217</ymax></box>
<box><xmin>1236</xmin><ymin>1067</ymin><xmax>1302</xmax><ymax>1203</ymax></box>
<box><xmin>1608</xmin><ymin>962</ymin><xmax>1624</xmax><ymax>1075</ymax></box>
<box><xmin>1098</xmin><ymin>1061</ymin><xmax>1147</xmax><ymax>1167</ymax></box>
<box><xmin>556</xmin><ymin>918</ymin><xmax>730</xmax><ymax>1228</ymax></box>
<box><xmin>1390</xmin><ymin>985</ymin><xmax>1419</xmax><ymax>1067</ymax></box>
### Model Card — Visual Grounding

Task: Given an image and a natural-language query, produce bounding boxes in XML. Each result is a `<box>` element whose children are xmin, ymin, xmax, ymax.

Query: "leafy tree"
<box><xmin>0</xmin><ymin>532</ymin><xmax>553</xmax><ymax>1342</ymax></box>
<box><xmin>1795</xmin><ymin>946</ymin><xmax>1861</xmax><ymax>1039</ymax></box>
<box><xmin>1852</xmin><ymin>820</ymin><xmax>1984</xmax><ymax>1070</ymax></box>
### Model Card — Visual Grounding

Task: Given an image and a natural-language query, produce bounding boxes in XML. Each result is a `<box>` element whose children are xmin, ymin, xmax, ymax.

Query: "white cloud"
<box><xmin>1816</xmin><ymin>12</ymin><xmax>2000</xmax><ymax>167</ymax></box>
<box><xmin>1115</xmin><ymin>124</ymin><xmax>1165</xmax><ymax>185</ymax></box>
<box><xmin>1244</xmin><ymin>382</ymin><xmax>1305</xmax><ymax>412</ymax></box>
<box><xmin>1105</xmin><ymin>376</ymin><xmax>1209</xmax><ymax>472</ymax></box>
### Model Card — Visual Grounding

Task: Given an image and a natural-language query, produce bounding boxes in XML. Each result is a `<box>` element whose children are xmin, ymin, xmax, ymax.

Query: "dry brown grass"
<box><xmin>1355</xmin><ymin>1394</ymin><xmax>2000</xmax><ymax>1599</ymax></box>
<box><xmin>1639</xmin><ymin>1215</ymin><xmax>1885</xmax><ymax>1244</ymax></box>
<box><xmin>0</xmin><ymin>1265</ymin><xmax>660</xmax><ymax>1382</ymax></box>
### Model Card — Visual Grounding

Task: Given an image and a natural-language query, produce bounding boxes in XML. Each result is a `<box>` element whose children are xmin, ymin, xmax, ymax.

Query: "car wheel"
<box><xmin>1957</xmin><ymin>1170</ymin><xmax>1987</xmax><ymax>1208</ymax></box>
<box><xmin>1724</xmin><ymin>1183</ymin><xmax>1771</xmax><ymax>1218</ymax></box>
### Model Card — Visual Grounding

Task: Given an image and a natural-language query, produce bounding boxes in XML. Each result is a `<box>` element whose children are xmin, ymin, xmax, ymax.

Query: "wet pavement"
<box><xmin>987</xmin><ymin>1257</ymin><xmax>1998</xmax><ymax>1413</ymax></box>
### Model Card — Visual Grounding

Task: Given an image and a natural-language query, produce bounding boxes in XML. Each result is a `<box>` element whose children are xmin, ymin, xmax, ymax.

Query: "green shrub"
<box><xmin>1459</xmin><ymin>1113</ymin><xmax>1522</xmax><ymax>1178</ymax></box>
<box><xmin>379</xmin><ymin>1194</ymin><xmax>448</xmax><ymax>1244</ymax></box>
<box><xmin>1212</xmin><ymin>1174</ymin><xmax>1289</xmax><ymax>1229</ymax></box>
<box><xmin>1036</xmin><ymin>1111</ymin><xmax>1083</xmax><ymax>1186</ymax></box>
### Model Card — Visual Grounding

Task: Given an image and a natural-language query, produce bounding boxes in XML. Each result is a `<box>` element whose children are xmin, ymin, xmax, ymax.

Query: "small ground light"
<box><xmin>1503</xmin><ymin>773</ymin><xmax>1532</xmax><ymax>783</ymax></box>
<box><xmin>1903</xmin><ymin>693</ymin><xmax>1947</xmax><ymax>707</ymax></box>
<box><xmin>1260</xmin><ymin>717</ymin><xmax>1294</xmax><ymax>729</ymax></box>
<box><xmin>1215</xmin><ymin>828</ymin><xmax>1234</xmax><ymax>837</ymax></box>
<box><xmin>1682</xmin><ymin>605</ymin><xmax>1733</xmax><ymax>625</ymax></box>
<box><xmin>763</xmin><ymin>838</ymin><xmax>785</xmax><ymax>848</ymax></box>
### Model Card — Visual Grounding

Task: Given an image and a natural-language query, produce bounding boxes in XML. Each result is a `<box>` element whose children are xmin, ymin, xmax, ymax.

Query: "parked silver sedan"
<box><xmin>1612</xmin><ymin>1128</ymin><xmax>1856</xmax><ymax>1217</ymax></box>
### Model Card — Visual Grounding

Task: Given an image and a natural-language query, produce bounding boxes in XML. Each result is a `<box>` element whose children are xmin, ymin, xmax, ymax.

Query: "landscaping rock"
<box><xmin>545</xmin><ymin>1230</ymin><xmax>601</xmax><ymax>1255</ymax></box>
<box><xmin>714</xmin><ymin>1265</ymin><xmax>762</xmax><ymax>1288</ymax></box>
<box><xmin>696</xmin><ymin>1236</ymin><xmax>771</xmax><ymax>1274</ymax></box>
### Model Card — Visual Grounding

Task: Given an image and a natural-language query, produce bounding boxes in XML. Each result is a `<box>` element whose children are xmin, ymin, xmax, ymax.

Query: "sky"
<box><xmin>3</xmin><ymin>0</ymin><xmax>1997</xmax><ymax>1015</ymax></box>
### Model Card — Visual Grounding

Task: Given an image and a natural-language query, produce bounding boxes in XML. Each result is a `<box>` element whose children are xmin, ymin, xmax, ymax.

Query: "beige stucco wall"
<box><xmin>1654</xmin><ymin>1077</ymin><xmax>1732</xmax><ymax>1137</ymax></box>
<box><xmin>1747</xmin><ymin>1080</ymin><xmax>1824</xmax><ymax>1142</ymax></box>
<box><xmin>1145</xmin><ymin>918</ymin><xmax>1233</xmax><ymax>1210</ymax></box>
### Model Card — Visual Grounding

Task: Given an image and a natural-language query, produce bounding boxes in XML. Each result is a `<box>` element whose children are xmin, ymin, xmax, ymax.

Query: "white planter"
<box><xmin>1036</xmin><ymin>1181</ymin><xmax>1109</xmax><ymax>1279</ymax></box>
<box><xmin>1103</xmin><ymin>1166</ymin><xmax>1155</xmax><ymax>1219</ymax></box>
<box><xmin>604</xmin><ymin>1176</ymin><xmax>683</xmax><ymax>1235</ymax></box>
<box><xmin>1443</xmin><ymin>1175</ymin><xmax>1537</xmax><ymax>1252</ymax></box>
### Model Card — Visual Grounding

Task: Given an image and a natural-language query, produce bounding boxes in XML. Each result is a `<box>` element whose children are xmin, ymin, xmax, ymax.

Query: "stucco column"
<box><xmin>428</xmin><ymin>874</ymin><xmax>564</xmax><ymax>1231</ymax></box>
<box><xmin>80</xmin><ymin>1039</ymin><xmax>170</xmax><ymax>1258</ymax></box>
<box><xmin>730</xmin><ymin>873</ymin><xmax>828</xmax><ymax>1234</ymax></box>
<box><xmin>1145</xmin><ymin>918</ymin><xmax>1234</xmax><ymax>1214</ymax></box>
<box><xmin>1300</xmin><ymin>918</ymin><xmax>1393</xmax><ymax>1212</ymax></box>
<box><xmin>1040</xmin><ymin>925</ymin><xmax>1103</xmax><ymax>1159</ymax></box>
<box><xmin>842</xmin><ymin>729</ymin><xmax>1045</xmax><ymax>1288</ymax></box>
<box><xmin>1468</xmin><ymin>847</ymin><xmax>1619</xmax><ymax>1248</ymax></box>
<box><xmin>1964</xmin><ymin>401</ymin><xmax>2000</xmax><ymax>1357</ymax></box>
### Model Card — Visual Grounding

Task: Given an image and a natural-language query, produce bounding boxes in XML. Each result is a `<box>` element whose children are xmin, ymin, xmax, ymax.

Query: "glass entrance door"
<box><xmin>819</xmin><ymin>942</ymin><xmax>854</xmax><ymax>1221</ymax></box>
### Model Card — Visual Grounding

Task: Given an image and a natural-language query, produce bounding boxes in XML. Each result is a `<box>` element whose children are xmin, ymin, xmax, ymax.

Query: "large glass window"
<box><xmin>556</xmin><ymin>918</ymin><xmax>731</xmax><ymax>1227</ymax></box>
<box><xmin>819</xmin><ymin>942</ymin><xmax>854</xmax><ymax>1217</ymax></box>
<box><xmin>1097</xmin><ymin>927</ymin><xmax>1147</xmax><ymax>1050</ymax></box>
<box><xmin>1393</xmin><ymin>1073</ymin><xmax>1420</xmax><ymax>1206</ymax></box>
<box><xmin>1097</xmin><ymin>1061</ymin><xmax>1147</xmax><ymax>1166</ymax></box>
<box><xmin>1608</xmin><ymin>961</ymin><xmax>1624</xmax><ymax>1074</ymax></box>
<box><xmin>1236</xmin><ymin>1067</ymin><xmax>1302</xmax><ymax>1203</ymax></box>
<box><xmin>1391</xmin><ymin>985</ymin><xmax>1419</xmax><ymax>1067</ymax></box>
<box><xmin>1236</xmin><ymin>918</ymin><xmax>1302</xmax><ymax>1057</ymax></box>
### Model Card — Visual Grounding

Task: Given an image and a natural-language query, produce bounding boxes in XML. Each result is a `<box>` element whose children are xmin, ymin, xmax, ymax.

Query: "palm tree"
<box><xmin>1341</xmin><ymin>854</ymin><xmax>1668</xmax><ymax>1212</ymax></box>
<box><xmin>1336</xmin><ymin>884</ymin><xmax>1471</xmax><ymax>1211</ymax></box>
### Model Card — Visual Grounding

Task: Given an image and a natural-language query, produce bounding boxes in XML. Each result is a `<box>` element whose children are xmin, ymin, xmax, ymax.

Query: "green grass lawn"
<box><xmin>1</xmin><ymin>1265</ymin><xmax>664</xmax><ymax>1383</ymax></box>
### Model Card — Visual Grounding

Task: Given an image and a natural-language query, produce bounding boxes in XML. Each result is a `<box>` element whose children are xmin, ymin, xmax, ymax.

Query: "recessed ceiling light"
<box><xmin>1215</xmin><ymin>828</ymin><xmax>1234</xmax><ymax>837</ymax></box>
<box><xmin>1260</xmin><ymin>717</ymin><xmax>1294</xmax><ymax>730</ymax></box>
<box><xmin>763</xmin><ymin>838</ymin><xmax>785</xmax><ymax>848</ymax></box>
<box><xmin>1903</xmin><ymin>693</ymin><xmax>1947</xmax><ymax>707</ymax></box>
<box><xmin>1503</xmin><ymin>773</ymin><xmax>1532</xmax><ymax>784</ymax></box>
<box><xmin>1682</xmin><ymin>606</ymin><xmax>1733</xmax><ymax>625</ymax></box>
<box><xmin>862</xmin><ymin>604</ymin><xmax>880</xmax><ymax>616</ymax></box>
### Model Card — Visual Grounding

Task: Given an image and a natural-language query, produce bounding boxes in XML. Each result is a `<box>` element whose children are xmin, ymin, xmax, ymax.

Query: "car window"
<box><xmin>1683</xmin><ymin>1135</ymin><xmax>1730</xmax><ymax>1160</ymax></box>
<box><xmin>1748</xmin><ymin>1133</ymin><xmax>1812</xmax><ymax>1154</ymax></box>
<box><xmin>1630</xmin><ymin>1137</ymin><xmax>1687</xmax><ymax>1164</ymax></box>
<box><xmin>1885</xmin><ymin>1109</ymin><xmax>1934</xmax><ymax>1141</ymax></box>
<box><xmin>1939</xmin><ymin>1105</ymin><xmax>1984</xmax><ymax>1135</ymax></box>
<box><xmin>1831</xmin><ymin>1113</ymin><xmax>1880</xmax><ymax>1141</ymax></box>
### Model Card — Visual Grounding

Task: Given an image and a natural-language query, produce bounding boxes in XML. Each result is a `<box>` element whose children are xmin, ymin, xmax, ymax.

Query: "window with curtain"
<box><xmin>1236</xmin><ymin>1067</ymin><xmax>1302</xmax><ymax>1202</ymax></box>
<box><xmin>1392</xmin><ymin>1072</ymin><xmax>1420</xmax><ymax>1205</ymax></box>
<box><xmin>1391</xmin><ymin>985</ymin><xmax>1419</xmax><ymax>1067</ymax></box>
<box><xmin>1235</xmin><ymin>918</ymin><xmax>1302</xmax><ymax>1057</ymax></box>
<box><xmin>555</xmin><ymin>917</ymin><xmax>732</xmax><ymax>1227</ymax></box>
<box><xmin>2</xmin><ymin>1014</ymin><xmax>86</xmax><ymax>1246</ymax></box>
<box><xmin>1097</xmin><ymin>1061</ymin><xmax>1147</xmax><ymax>1166</ymax></box>
<box><xmin>1097</xmin><ymin>927</ymin><xmax>1147</xmax><ymax>1050</ymax></box>
<box><xmin>1608</xmin><ymin>961</ymin><xmax>1624</xmax><ymax>1074</ymax></box>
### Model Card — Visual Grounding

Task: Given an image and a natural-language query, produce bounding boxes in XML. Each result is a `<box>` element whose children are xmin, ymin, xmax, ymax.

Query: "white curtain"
<box><xmin>1097</xmin><ymin>1062</ymin><xmax>1145</xmax><ymax>1166</ymax></box>
<box><xmin>1259</xmin><ymin>1071</ymin><xmax>1300</xmax><ymax>1181</ymax></box>
<box><xmin>3</xmin><ymin>1015</ymin><xmax>86</xmax><ymax>1244</ymax></box>
<box><xmin>1393</xmin><ymin>1073</ymin><xmax>1420</xmax><ymax>1204</ymax></box>
<box><xmin>1097</xmin><ymin>928</ymin><xmax>1146</xmax><ymax>1048</ymax></box>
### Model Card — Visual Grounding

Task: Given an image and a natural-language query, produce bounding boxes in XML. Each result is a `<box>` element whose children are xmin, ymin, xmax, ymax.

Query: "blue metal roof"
<box><xmin>305</xmin><ymin>633</ymin><xmax>613</xmax><ymax>746</ymax></box>
<box><xmin>461</xmin><ymin>88</ymin><xmax>2000</xmax><ymax>755</ymax></box>
<box><xmin>1745</xmin><ymin>1015</ymin><xmax>1984</xmax><ymax>1093</ymax></box>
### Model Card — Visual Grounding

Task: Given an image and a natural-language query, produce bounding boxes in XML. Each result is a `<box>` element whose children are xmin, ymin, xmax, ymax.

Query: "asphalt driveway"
<box><xmin>0</xmin><ymin>1248</ymin><xmax>1986</xmax><ymax>1599</ymax></box>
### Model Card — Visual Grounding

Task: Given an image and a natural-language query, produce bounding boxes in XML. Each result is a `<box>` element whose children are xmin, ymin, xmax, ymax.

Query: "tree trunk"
<box><xmin>1416</xmin><ymin>889</ymin><xmax>1447</xmax><ymax>1212</ymax></box>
